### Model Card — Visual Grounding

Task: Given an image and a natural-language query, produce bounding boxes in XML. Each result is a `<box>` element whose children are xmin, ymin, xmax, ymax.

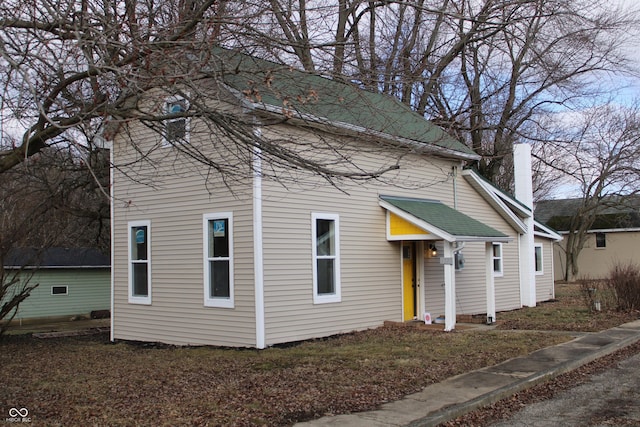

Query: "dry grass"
<box><xmin>496</xmin><ymin>283</ymin><xmax>639</xmax><ymax>332</ymax></box>
<box><xmin>1</xmin><ymin>282</ymin><xmax>637</xmax><ymax>426</ymax></box>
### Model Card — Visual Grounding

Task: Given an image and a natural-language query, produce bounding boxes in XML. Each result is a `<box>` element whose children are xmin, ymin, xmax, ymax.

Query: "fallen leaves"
<box><xmin>0</xmin><ymin>328</ymin><xmax>567</xmax><ymax>426</ymax></box>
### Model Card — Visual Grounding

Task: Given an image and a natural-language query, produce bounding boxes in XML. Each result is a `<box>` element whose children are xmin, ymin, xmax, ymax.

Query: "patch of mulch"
<box><xmin>441</xmin><ymin>340</ymin><xmax>640</xmax><ymax>426</ymax></box>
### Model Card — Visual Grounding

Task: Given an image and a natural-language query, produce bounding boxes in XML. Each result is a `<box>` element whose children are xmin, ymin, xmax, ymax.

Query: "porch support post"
<box><xmin>485</xmin><ymin>242</ymin><xmax>496</xmax><ymax>324</ymax></box>
<box><xmin>443</xmin><ymin>241</ymin><xmax>456</xmax><ymax>331</ymax></box>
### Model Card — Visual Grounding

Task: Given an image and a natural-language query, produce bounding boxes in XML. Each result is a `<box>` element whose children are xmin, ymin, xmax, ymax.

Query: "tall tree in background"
<box><xmin>2</xmin><ymin>0</ymin><xmax>638</xmax><ymax>187</ymax></box>
<box><xmin>240</xmin><ymin>0</ymin><xmax>637</xmax><ymax>189</ymax></box>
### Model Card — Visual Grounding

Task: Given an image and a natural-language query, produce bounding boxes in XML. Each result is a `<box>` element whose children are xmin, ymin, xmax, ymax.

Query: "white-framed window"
<box><xmin>51</xmin><ymin>285</ymin><xmax>68</xmax><ymax>295</ymax></box>
<box><xmin>163</xmin><ymin>96</ymin><xmax>190</xmax><ymax>145</ymax></box>
<box><xmin>203</xmin><ymin>212</ymin><xmax>234</xmax><ymax>308</ymax></box>
<box><xmin>595</xmin><ymin>232</ymin><xmax>606</xmax><ymax>248</ymax></box>
<box><xmin>312</xmin><ymin>213</ymin><xmax>341</xmax><ymax>304</ymax></box>
<box><xmin>492</xmin><ymin>242</ymin><xmax>503</xmax><ymax>277</ymax></box>
<box><xmin>534</xmin><ymin>244</ymin><xmax>544</xmax><ymax>275</ymax></box>
<box><xmin>128</xmin><ymin>220</ymin><xmax>152</xmax><ymax>304</ymax></box>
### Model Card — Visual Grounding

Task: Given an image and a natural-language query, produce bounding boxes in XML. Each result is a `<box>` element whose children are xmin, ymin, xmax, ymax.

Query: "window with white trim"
<box><xmin>534</xmin><ymin>244</ymin><xmax>543</xmax><ymax>275</ymax></box>
<box><xmin>204</xmin><ymin>213</ymin><xmax>234</xmax><ymax>308</ymax></box>
<box><xmin>492</xmin><ymin>243</ymin><xmax>503</xmax><ymax>277</ymax></box>
<box><xmin>312</xmin><ymin>213</ymin><xmax>341</xmax><ymax>304</ymax></box>
<box><xmin>163</xmin><ymin>96</ymin><xmax>189</xmax><ymax>145</ymax></box>
<box><xmin>128</xmin><ymin>220</ymin><xmax>151</xmax><ymax>304</ymax></box>
<box><xmin>595</xmin><ymin>232</ymin><xmax>606</xmax><ymax>248</ymax></box>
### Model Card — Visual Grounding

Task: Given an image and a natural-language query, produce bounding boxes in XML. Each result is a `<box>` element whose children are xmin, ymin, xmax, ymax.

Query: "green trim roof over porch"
<box><xmin>379</xmin><ymin>195</ymin><xmax>511</xmax><ymax>242</ymax></box>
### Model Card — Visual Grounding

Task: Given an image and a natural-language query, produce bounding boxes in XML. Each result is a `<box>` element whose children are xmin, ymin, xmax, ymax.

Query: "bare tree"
<box><xmin>237</xmin><ymin>0</ymin><xmax>639</xmax><ymax>189</ymax></box>
<box><xmin>534</xmin><ymin>103</ymin><xmax>640</xmax><ymax>281</ymax></box>
<box><xmin>2</xmin><ymin>0</ymin><xmax>638</xmax><ymax>190</ymax></box>
<box><xmin>0</xmin><ymin>146</ymin><xmax>109</xmax><ymax>333</ymax></box>
<box><xmin>0</xmin><ymin>0</ymin><xmax>409</xmax><ymax>186</ymax></box>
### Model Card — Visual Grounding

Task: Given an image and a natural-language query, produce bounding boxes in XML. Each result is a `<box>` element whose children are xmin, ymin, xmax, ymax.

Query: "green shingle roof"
<box><xmin>380</xmin><ymin>195</ymin><xmax>509</xmax><ymax>240</ymax></box>
<box><xmin>210</xmin><ymin>47</ymin><xmax>477</xmax><ymax>159</ymax></box>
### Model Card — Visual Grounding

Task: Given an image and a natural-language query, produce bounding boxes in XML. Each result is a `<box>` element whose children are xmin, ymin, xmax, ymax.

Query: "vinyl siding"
<box><xmin>423</xmin><ymin>245</ymin><xmax>446</xmax><ymax>318</ymax></box>
<box><xmin>113</xmin><ymin>86</ymin><xmax>527</xmax><ymax>346</ymax></box>
<box><xmin>553</xmin><ymin>230</ymin><xmax>640</xmax><ymax>280</ymax></box>
<box><xmin>112</xmin><ymin>91</ymin><xmax>257</xmax><ymax>347</ymax></box>
<box><xmin>259</xmin><ymin>125</ymin><xmax>464</xmax><ymax>345</ymax></box>
<box><xmin>8</xmin><ymin>269</ymin><xmax>110</xmax><ymax>319</ymax></box>
<box><xmin>442</xmin><ymin>178</ymin><xmax>522</xmax><ymax>314</ymax></box>
<box><xmin>535</xmin><ymin>237</ymin><xmax>555</xmax><ymax>302</ymax></box>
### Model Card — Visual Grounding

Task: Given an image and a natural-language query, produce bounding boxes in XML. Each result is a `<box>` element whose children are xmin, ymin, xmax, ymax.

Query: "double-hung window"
<box><xmin>164</xmin><ymin>96</ymin><xmax>189</xmax><ymax>145</ymax></box>
<box><xmin>595</xmin><ymin>232</ymin><xmax>606</xmax><ymax>248</ymax></box>
<box><xmin>492</xmin><ymin>242</ymin><xmax>503</xmax><ymax>277</ymax></box>
<box><xmin>312</xmin><ymin>213</ymin><xmax>341</xmax><ymax>304</ymax></box>
<box><xmin>204</xmin><ymin>213</ymin><xmax>234</xmax><ymax>308</ymax></box>
<box><xmin>128</xmin><ymin>220</ymin><xmax>151</xmax><ymax>304</ymax></box>
<box><xmin>534</xmin><ymin>244</ymin><xmax>544</xmax><ymax>275</ymax></box>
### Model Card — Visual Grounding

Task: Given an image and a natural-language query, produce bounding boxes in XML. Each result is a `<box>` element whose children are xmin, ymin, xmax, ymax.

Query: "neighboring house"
<box><xmin>110</xmin><ymin>48</ymin><xmax>560</xmax><ymax>348</ymax></box>
<box><xmin>536</xmin><ymin>198</ymin><xmax>640</xmax><ymax>280</ymax></box>
<box><xmin>3</xmin><ymin>247</ymin><xmax>110</xmax><ymax>322</ymax></box>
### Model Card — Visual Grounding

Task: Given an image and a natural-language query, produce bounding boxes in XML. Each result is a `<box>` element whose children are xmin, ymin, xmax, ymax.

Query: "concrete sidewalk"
<box><xmin>295</xmin><ymin>320</ymin><xmax>640</xmax><ymax>427</ymax></box>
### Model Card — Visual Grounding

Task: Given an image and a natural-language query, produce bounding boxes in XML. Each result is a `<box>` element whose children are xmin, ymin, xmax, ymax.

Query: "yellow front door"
<box><xmin>402</xmin><ymin>242</ymin><xmax>416</xmax><ymax>321</ymax></box>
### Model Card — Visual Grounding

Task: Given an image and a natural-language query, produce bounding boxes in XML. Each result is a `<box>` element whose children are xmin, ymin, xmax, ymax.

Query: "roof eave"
<box><xmin>4</xmin><ymin>265</ymin><xmax>111</xmax><ymax>270</ymax></box>
<box><xmin>461</xmin><ymin>170</ymin><xmax>528</xmax><ymax>233</ymax></box>
<box><xmin>379</xmin><ymin>198</ymin><xmax>513</xmax><ymax>243</ymax></box>
<box><xmin>534</xmin><ymin>221</ymin><xmax>563</xmax><ymax>241</ymax></box>
<box><xmin>379</xmin><ymin>199</ymin><xmax>456</xmax><ymax>242</ymax></box>
<box><xmin>244</xmin><ymin>100</ymin><xmax>480</xmax><ymax>161</ymax></box>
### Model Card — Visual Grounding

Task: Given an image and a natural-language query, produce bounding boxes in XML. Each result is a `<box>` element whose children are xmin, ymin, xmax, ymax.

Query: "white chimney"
<box><xmin>513</xmin><ymin>144</ymin><xmax>536</xmax><ymax>307</ymax></box>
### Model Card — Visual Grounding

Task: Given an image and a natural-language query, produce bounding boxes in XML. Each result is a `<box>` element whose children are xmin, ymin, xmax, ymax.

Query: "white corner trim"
<box><xmin>253</xmin><ymin>127</ymin><xmax>266</xmax><ymax>349</ymax></box>
<box><xmin>110</xmin><ymin>146</ymin><xmax>115</xmax><ymax>341</ymax></box>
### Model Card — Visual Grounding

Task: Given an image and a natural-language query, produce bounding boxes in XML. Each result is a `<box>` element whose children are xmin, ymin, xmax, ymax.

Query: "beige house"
<box><xmin>110</xmin><ymin>48</ymin><xmax>560</xmax><ymax>348</ymax></box>
<box><xmin>535</xmin><ymin>198</ymin><xmax>640</xmax><ymax>280</ymax></box>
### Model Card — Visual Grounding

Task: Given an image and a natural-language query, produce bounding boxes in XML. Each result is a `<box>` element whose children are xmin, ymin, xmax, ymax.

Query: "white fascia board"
<box><xmin>461</xmin><ymin>170</ymin><xmax>528</xmax><ymax>234</ymax></box>
<box><xmin>463</xmin><ymin>170</ymin><xmax>532</xmax><ymax>218</ymax></box>
<box><xmin>558</xmin><ymin>227</ymin><xmax>640</xmax><ymax>234</ymax></box>
<box><xmin>534</xmin><ymin>221</ymin><xmax>563</xmax><ymax>241</ymax></box>
<box><xmin>4</xmin><ymin>265</ymin><xmax>110</xmax><ymax>270</ymax></box>
<box><xmin>534</xmin><ymin>230</ymin><xmax>563</xmax><ymax>241</ymax></box>
<box><xmin>590</xmin><ymin>227</ymin><xmax>640</xmax><ymax>233</ymax></box>
<box><xmin>379</xmin><ymin>200</ymin><xmax>455</xmax><ymax>242</ymax></box>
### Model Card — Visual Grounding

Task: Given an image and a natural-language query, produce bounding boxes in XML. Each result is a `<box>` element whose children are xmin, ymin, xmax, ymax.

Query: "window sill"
<box><xmin>205</xmin><ymin>298</ymin><xmax>234</xmax><ymax>309</ymax></box>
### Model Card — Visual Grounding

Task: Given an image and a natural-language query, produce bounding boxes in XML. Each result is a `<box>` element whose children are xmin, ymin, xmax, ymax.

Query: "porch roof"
<box><xmin>379</xmin><ymin>195</ymin><xmax>511</xmax><ymax>243</ymax></box>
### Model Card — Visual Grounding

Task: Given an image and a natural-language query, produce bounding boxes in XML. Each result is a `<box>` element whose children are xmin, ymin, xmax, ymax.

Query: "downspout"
<box><xmin>452</xmin><ymin>165</ymin><xmax>458</xmax><ymax>210</ymax></box>
<box><xmin>253</xmin><ymin>126</ymin><xmax>266</xmax><ymax>349</ymax></box>
<box><xmin>451</xmin><ymin>166</ymin><xmax>465</xmax><ymax>254</ymax></box>
<box><xmin>108</xmin><ymin>139</ymin><xmax>115</xmax><ymax>342</ymax></box>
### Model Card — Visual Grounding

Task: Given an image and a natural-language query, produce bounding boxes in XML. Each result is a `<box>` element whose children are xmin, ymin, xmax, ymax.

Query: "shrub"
<box><xmin>608</xmin><ymin>262</ymin><xmax>640</xmax><ymax>311</ymax></box>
